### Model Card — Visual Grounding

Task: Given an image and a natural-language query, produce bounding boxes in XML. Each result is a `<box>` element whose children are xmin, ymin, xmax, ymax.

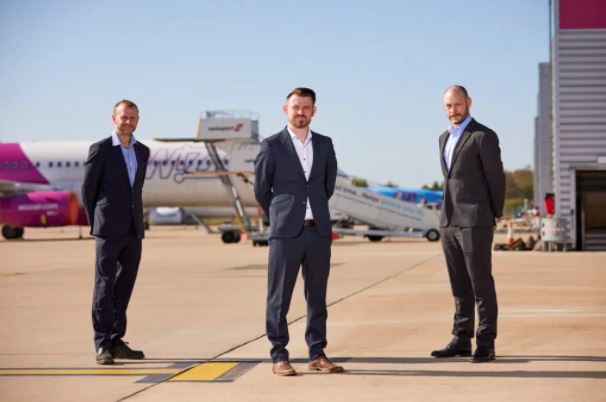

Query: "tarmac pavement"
<box><xmin>0</xmin><ymin>226</ymin><xmax>604</xmax><ymax>401</ymax></box>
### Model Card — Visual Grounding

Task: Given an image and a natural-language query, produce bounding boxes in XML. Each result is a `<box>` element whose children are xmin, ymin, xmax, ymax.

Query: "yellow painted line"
<box><xmin>169</xmin><ymin>362</ymin><xmax>238</xmax><ymax>381</ymax></box>
<box><xmin>0</xmin><ymin>368</ymin><xmax>181</xmax><ymax>376</ymax></box>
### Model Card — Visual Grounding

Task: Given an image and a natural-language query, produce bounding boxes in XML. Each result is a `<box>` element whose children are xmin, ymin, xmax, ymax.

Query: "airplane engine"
<box><xmin>0</xmin><ymin>191</ymin><xmax>79</xmax><ymax>228</ymax></box>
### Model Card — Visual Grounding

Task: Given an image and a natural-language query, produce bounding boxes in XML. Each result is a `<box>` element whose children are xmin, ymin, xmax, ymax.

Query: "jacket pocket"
<box><xmin>270</xmin><ymin>194</ymin><xmax>293</xmax><ymax>206</ymax></box>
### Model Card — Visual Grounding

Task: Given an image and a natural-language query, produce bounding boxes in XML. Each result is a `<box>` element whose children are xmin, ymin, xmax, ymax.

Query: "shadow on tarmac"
<box><xmin>131</xmin><ymin>355</ymin><xmax>606</xmax><ymax>379</ymax></box>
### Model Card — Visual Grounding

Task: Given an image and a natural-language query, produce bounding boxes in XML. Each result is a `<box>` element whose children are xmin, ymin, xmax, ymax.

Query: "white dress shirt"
<box><xmin>287</xmin><ymin>127</ymin><xmax>314</xmax><ymax>220</ymax></box>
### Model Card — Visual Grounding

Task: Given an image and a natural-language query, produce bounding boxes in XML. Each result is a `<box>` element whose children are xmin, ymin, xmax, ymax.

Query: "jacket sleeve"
<box><xmin>81</xmin><ymin>142</ymin><xmax>103</xmax><ymax>227</ymax></box>
<box><xmin>479</xmin><ymin>131</ymin><xmax>506</xmax><ymax>219</ymax></box>
<box><xmin>325</xmin><ymin>138</ymin><xmax>338</xmax><ymax>199</ymax></box>
<box><xmin>253</xmin><ymin>140</ymin><xmax>274</xmax><ymax>217</ymax></box>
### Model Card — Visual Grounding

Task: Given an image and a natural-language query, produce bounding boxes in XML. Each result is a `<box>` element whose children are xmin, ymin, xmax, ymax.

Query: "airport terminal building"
<box><xmin>534</xmin><ymin>0</ymin><xmax>606</xmax><ymax>250</ymax></box>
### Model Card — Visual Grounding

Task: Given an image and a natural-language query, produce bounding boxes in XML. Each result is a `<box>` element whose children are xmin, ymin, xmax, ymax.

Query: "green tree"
<box><xmin>422</xmin><ymin>181</ymin><xmax>443</xmax><ymax>191</ymax></box>
<box><xmin>351</xmin><ymin>177</ymin><xmax>368</xmax><ymax>187</ymax></box>
<box><xmin>503</xmin><ymin>167</ymin><xmax>533</xmax><ymax>217</ymax></box>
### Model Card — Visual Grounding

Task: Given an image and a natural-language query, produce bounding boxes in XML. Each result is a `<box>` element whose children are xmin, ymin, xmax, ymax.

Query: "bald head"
<box><xmin>444</xmin><ymin>85</ymin><xmax>469</xmax><ymax>99</ymax></box>
<box><xmin>443</xmin><ymin>85</ymin><xmax>472</xmax><ymax>126</ymax></box>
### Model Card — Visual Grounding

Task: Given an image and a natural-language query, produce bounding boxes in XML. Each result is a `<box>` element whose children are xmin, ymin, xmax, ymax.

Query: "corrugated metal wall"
<box><xmin>553</xmin><ymin>3</ymin><xmax>606</xmax><ymax>244</ymax></box>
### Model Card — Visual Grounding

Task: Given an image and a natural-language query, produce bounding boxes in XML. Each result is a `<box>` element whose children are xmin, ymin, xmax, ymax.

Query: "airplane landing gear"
<box><xmin>2</xmin><ymin>225</ymin><xmax>24</xmax><ymax>240</ymax></box>
<box><xmin>425</xmin><ymin>229</ymin><xmax>440</xmax><ymax>242</ymax></box>
<box><xmin>221</xmin><ymin>230</ymin><xmax>241</xmax><ymax>244</ymax></box>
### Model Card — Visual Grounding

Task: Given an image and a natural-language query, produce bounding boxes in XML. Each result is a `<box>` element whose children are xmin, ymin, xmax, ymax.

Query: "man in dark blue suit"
<box><xmin>82</xmin><ymin>99</ymin><xmax>150</xmax><ymax>365</ymax></box>
<box><xmin>254</xmin><ymin>87</ymin><xmax>342</xmax><ymax>376</ymax></box>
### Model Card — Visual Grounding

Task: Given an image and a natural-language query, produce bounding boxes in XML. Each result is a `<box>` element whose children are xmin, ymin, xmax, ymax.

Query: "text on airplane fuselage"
<box><xmin>145</xmin><ymin>145</ymin><xmax>226</xmax><ymax>183</ymax></box>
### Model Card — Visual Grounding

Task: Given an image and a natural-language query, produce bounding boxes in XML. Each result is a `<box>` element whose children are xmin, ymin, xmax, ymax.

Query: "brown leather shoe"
<box><xmin>308</xmin><ymin>356</ymin><xmax>344</xmax><ymax>373</ymax></box>
<box><xmin>272</xmin><ymin>361</ymin><xmax>296</xmax><ymax>376</ymax></box>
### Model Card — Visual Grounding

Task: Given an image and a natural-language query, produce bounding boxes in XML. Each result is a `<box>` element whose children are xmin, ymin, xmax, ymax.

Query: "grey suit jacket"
<box><xmin>81</xmin><ymin>137</ymin><xmax>150</xmax><ymax>238</ymax></box>
<box><xmin>439</xmin><ymin>119</ymin><xmax>506</xmax><ymax>228</ymax></box>
<box><xmin>254</xmin><ymin>128</ymin><xmax>338</xmax><ymax>239</ymax></box>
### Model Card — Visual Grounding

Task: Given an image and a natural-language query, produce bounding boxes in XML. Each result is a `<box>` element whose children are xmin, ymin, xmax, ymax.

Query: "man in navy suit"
<box><xmin>82</xmin><ymin>99</ymin><xmax>150</xmax><ymax>365</ymax></box>
<box><xmin>254</xmin><ymin>87</ymin><xmax>342</xmax><ymax>376</ymax></box>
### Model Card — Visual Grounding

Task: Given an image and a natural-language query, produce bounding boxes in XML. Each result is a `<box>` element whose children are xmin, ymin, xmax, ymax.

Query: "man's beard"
<box><xmin>291</xmin><ymin>117</ymin><xmax>309</xmax><ymax>129</ymax></box>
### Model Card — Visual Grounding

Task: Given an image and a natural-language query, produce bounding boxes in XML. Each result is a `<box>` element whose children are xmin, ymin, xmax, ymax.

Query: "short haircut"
<box><xmin>286</xmin><ymin>87</ymin><xmax>316</xmax><ymax>104</ymax></box>
<box><xmin>444</xmin><ymin>85</ymin><xmax>469</xmax><ymax>99</ymax></box>
<box><xmin>113</xmin><ymin>99</ymin><xmax>139</xmax><ymax>115</ymax></box>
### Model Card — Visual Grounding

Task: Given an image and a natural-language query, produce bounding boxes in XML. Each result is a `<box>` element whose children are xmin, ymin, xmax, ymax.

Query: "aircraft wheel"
<box><xmin>221</xmin><ymin>230</ymin><xmax>241</xmax><ymax>244</ymax></box>
<box><xmin>425</xmin><ymin>229</ymin><xmax>440</xmax><ymax>242</ymax></box>
<box><xmin>366</xmin><ymin>235</ymin><xmax>384</xmax><ymax>242</ymax></box>
<box><xmin>2</xmin><ymin>225</ymin><xmax>24</xmax><ymax>240</ymax></box>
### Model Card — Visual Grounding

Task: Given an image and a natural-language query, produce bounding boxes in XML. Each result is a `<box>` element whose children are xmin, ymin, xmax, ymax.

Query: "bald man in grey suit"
<box><xmin>431</xmin><ymin>85</ymin><xmax>505</xmax><ymax>363</ymax></box>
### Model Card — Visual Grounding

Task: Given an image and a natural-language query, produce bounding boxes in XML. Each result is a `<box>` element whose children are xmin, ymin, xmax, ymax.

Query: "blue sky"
<box><xmin>0</xmin><ymin>0</ymin><xmax>550</xmax><ymax>187</ymax></box>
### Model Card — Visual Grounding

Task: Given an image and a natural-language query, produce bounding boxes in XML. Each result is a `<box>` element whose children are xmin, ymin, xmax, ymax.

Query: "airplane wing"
<box><xmin>0</xmin><ymin>180</ymin><xmax>54</xmax><ymax>197</ymax></box>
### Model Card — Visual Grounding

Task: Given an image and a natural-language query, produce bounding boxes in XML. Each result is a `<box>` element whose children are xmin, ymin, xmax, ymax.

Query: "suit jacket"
<box><xmin>81</xmin><ymin>137</ymin><xmax>150</xmax><ymax>238</ymax></box>
<box><xmin>439</xmin><ymin>118</ymin><xmax>505</xmax><ymax>228</ymax></box>
<box><xmin>254</xmin><ymin>128</ymin><xmax>338</xmax><ymax>239</ymax></box>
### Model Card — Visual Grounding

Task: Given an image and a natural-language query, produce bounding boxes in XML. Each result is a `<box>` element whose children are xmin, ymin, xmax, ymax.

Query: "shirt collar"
<box><xmin>287</xmin><ymin>126</ymin><xmax>312</xmax><ymax>145</ymax></box>
<box><xmin>111</xmin><ymin>131</ymin><xmax>137</xmax><ymax>147</ymax></box>
<box><xmin>447</xmin><ymin>115</ymin><xmax>473</xmax><ymax>136</ymax></box>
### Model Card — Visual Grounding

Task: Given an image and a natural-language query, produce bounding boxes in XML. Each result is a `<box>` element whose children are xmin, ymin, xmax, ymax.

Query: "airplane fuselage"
<box><xmin>3</xmin><ymin>140</ymin><xmax>257</xmax><ymax>208</ymax></box>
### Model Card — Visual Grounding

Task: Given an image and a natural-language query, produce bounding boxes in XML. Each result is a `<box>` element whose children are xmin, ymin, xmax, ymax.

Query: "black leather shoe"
<box><xmin>111</xmin><ymin>341</ymin><xmax>145</xmax><ymax>360</ymax></box>
<box><xmin>96</xmin><ymin>347</ymin><xmax>114</xmax><ymax>365</ymax></box>
<box><xmin>471</xmin><ymin>345</ymin><xmax>495</xmax><ymax>362</ymax></box>
<box><xmin>431</xmin><ymin>337</ymin><xmax>472</xmax><ymax>358</ymax></box>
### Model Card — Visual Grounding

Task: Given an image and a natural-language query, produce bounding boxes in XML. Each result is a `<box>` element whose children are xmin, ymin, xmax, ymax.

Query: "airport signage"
<box><xmin>197</xmin><ymin>118</ymin><xmax>256</xmax><ymax>141</ymax></box>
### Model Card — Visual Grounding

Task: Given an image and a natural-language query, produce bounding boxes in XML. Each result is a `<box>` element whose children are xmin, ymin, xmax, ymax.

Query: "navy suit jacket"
<box><xmin>438</xmin><ymin>119</ymin><xmax>506</xmax><ymax>228</ymax></box>
<box><xmin>82</xmin><ymin>137</ymin><xmax>150</xmax><ymax>238</ymax></box>
<box><xmin>254</xmin><ymin>128</ymin><xmax>337</xmax><ymax>239</ymax></box>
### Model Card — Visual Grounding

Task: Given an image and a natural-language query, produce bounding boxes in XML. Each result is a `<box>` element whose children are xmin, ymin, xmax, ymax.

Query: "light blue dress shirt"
<box><xmin>111</xmin><ymin>131</ymin><xmax>138</xmax><ymax>187</ymax></box>
<box><xmin>443</xmin><ymin>115</ymin><xmax>472</xmax><ymax>171</ymax></box>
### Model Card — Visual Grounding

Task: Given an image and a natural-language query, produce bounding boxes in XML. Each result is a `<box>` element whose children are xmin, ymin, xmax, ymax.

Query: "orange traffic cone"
<box><xmin>506</xmin><ymin>220</ymin><xmax>514</xmax><ymax>246</ymax></box>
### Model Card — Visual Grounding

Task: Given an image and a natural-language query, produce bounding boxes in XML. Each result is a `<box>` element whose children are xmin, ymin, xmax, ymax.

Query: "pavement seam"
<box><xmin>116</xmin><ymin>253</ymin><xmax>440</xmax><ymax>401</ymax></box>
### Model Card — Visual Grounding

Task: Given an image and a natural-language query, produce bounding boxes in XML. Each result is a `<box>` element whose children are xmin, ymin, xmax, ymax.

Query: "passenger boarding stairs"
<box><xmin>329</xmin><ymin>173</ymin><xmax>441</xmax><ymax>241</ymax></box>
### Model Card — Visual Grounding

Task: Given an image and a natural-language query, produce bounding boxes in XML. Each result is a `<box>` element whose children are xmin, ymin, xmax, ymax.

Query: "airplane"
<box><xmin>1</xmin><ymin>139</ymin><xmax>440</xmax><ymax>243</ymax></box>
<box><xmin>367</xmin><ymin>186</ymin><xmax>443</xmax><ymax>207</ymax></box>
<box><xmin>0</xmin><ymin>139</ymin><xmax>259</xmax><ymax>240</ymax></box>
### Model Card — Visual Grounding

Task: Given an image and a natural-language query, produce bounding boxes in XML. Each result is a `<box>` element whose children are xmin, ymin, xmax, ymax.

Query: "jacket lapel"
<box><xmin>134</xmin><ymin>142</ymin><xmax>146</xmax><ymax>187</ymax></box>
<box><xmin>448</xmin><ymin>119</ymin><xmax>475</xmax><ymax>176</ymax></box>
<box><xmin>308</xmin><ymin>131</ymin><xmax>320</xmax><ymax>181</ymax></box>
<box><xmin>279</xmin><ymin>129</ymin><xmax>307</xmax><ymax>180</ymax></box>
